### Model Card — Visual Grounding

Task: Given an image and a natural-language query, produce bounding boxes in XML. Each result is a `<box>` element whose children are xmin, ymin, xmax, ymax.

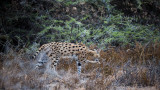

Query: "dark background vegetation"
<box><xmin>0</xmin><ymin>0</ymin><xmax>160</xmax><ymax>89</ymax></box>
<box><xmin>0</xmin><ymin>0</ymin><xmax>160</xmax><ymax>51</ymax></box>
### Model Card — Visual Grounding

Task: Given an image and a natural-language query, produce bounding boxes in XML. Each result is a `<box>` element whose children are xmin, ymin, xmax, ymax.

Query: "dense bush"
<box><xmin>0</xmin><ymin>0</ymin><xmax>160</xmax><ymax>51</ymax></box>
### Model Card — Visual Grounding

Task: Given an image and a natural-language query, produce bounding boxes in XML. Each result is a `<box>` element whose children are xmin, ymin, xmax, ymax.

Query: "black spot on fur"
<box><xmin>78</xmin><ymin>63</ymin><xmax>81</xmax><ymax>66</ymax></box>
<box><xmin>49</xmin><ymin>54</ymin><xmax>53</xmax><ymax>57</ymax></box>
<box><xmin>71</xmin><ymin>52</ymin><xmax>73</xmax><ymax>55</ymax></box>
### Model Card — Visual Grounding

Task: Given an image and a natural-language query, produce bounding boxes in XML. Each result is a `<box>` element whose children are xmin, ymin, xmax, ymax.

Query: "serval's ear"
<box><xmin>93</xmin><ymin>49</ymin><xmax>101</xmax><ymax>54</ymax></box>
<box><xmin>89</xmin><ymin>44</ymin><xmax>97</xmax><ymax>50</ymax></box>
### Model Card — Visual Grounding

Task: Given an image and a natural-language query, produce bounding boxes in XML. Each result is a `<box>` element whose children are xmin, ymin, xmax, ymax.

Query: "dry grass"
<box><xmin>0</xmin><ymin>42</ymin><xmax>160</xmax><ymax>90</ymax></box>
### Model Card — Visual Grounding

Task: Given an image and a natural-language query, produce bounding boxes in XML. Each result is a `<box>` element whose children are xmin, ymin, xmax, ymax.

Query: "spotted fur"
<box><xmin>33</xmin><ymin>42</ymin><xmax>100</xmax><ymax>74</ymax></box>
